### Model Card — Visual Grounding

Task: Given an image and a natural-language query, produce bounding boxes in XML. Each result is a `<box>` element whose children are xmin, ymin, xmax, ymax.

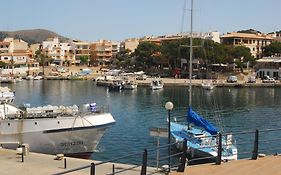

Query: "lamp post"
<box><xmin>165</xmin><ymin>101</ymin><xmax>173</xmax><ymax>172</ymax></box>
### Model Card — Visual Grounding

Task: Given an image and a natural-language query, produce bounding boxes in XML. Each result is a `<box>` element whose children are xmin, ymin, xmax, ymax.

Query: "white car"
<box><xmin>227</xmin><ymin>76</ymin><xmax>237</xmax><ymax>83</ymax></box>
<box><xmin>262</xmin><ymin>77</ymin><xmax>275</xmax><ymax>83</ymax></box>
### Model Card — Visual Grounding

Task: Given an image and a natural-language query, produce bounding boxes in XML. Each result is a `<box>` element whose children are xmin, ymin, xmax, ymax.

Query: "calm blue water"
<box><xmin>5</xmin><ymin>80</ymin><xmax>281</xmax><ymax>163</ymax></box>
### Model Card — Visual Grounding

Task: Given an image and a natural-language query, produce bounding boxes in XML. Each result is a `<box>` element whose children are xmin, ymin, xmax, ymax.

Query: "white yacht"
<box><xmin>0</xmin><ymin>88</ymin><xmax>115</xmax><ymax>158</ymax></box>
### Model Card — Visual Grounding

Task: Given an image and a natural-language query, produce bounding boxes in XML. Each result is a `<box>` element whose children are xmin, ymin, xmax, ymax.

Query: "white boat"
<box><xmin>122</xmin><ymin>81</ymin><xmax>137</xmax><ymax>90</ymax></box>
<box><xmin>0</xmin><ymin>96</ymin><xmax>115</xmax><ymax>157</ymax></box>
<box><xmin>109</xmin><ymin>80</ymin><xmax>124</xmax><ymax>91</ymax></box>
<box><xmin>33</xmin><ymin>76</ymin><xmax>43</xmax><ymax>80</ymax></box>
<box><xmin>0</xmin><ymin>76</ymin><xmax>22</xmax><ymax>83</ymax></box>
<box><xmin>25</xmin><ymin>75</ymin><xmax>34</xmax><ymax>80</ymax></box>
<box><xmin>170</xmin><ymin>0</ymin><xmax>237</xmax><ymax>163</ymax></box>
<box><xmin>201</xmin><ymin>80</ymin><xmax>215</xmax><ymax>90</ymax></box>
<box><xmin>151</xmin><ymin>78</ymin><xmax>164</xmax><ymax>90</ymax></box>
<box><xmin>0</xmin><ymin>87</ymin><xmax>15</xmax><ymax>103</ymax></box>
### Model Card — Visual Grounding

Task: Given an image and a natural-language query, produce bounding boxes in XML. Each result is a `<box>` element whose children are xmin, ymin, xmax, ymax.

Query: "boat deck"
<box><xmin>171</xmin><ymin>156</ymin><xmax>281</xmax><ymax>175</ymax></box>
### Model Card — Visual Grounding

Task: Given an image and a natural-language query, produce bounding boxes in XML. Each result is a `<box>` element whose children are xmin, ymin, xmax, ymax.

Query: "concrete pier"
<box><xmin>1</xmin><ymin>148</ymin><xmax>281</xmax><ymax>175</ymax></box>
<box><xmin>171</xmin><ymin>155</ymin><xmax>281</xmax><ymax>175</ymax></box>
<box><xmin>0</xmin><ymin>149</ymin><xmax>160</xmax><ymax>175</ymax></box>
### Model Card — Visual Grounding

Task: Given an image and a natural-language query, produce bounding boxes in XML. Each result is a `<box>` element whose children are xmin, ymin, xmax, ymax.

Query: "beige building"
<box><xmin>72</xmin><ymin>40</ymin><xmax>90</xmax><ymax>65</ymax></box>
<box><xmin>0</xmin><ymin>41</ymin><xmax>10</xmax><ymax>54</ymax></box>
<box><xmin>90</xmin><ymin>40</ymin><xmax>113</xmax><ymax>66</ymax></box>
<box><xmin>0</xmin><ymin>38</ymin><xmax>31</xmax><ymax>65</ymax></box>
<box><xmin>120</xmin><ymin>38</ymin><xmax>139</xmax><ymax>53</ymax></box>
<box><xmin>221</xmin><ymin>32</ymin><xmax>274</xmax><ymax>59</ymax></box>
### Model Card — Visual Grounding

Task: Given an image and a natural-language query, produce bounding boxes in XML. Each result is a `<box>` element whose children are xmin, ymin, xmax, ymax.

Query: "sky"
<box><xmin>0</xmin><ymin>0</ymin><xmax>280</xmax><ymax>42</ymax></box>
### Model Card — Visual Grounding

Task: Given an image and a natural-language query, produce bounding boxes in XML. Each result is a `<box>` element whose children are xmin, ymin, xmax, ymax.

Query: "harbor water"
<box><xmin>5</xmin><ymin>80</ymin><xmax>281</xmax><ymax>164</ymax></box>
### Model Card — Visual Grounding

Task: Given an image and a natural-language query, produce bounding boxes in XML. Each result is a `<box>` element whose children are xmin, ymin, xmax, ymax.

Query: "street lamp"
<box><xmin>165</xmin><ymin>101</ymin><xmax>173</xmax><ymax>172</ymax></box>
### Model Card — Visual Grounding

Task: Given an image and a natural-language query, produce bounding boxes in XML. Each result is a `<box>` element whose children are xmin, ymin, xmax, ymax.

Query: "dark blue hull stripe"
<box><xmin>43</xmin><ymin>122</ymin><xmax>115</xmax><ymax>133</ymax></box>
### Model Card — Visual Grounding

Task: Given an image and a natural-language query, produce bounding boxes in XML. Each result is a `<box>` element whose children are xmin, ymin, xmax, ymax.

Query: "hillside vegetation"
<box><xmin>0</xmin><ymin>29</ymin><xmax>69</xmax><ymax>44</ymax></box>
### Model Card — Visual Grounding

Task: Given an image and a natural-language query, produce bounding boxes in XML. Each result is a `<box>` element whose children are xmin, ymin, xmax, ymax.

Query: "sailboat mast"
<box><xmin>188</xmin><ymin>0</ymin><xmax>193</xmax><ymax>107</ymax></box>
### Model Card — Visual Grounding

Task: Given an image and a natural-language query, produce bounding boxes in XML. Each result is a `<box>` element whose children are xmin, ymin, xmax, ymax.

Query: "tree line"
<box><xmin>115</xmin><ymin>38</ymin><xmax>281</xmax><ymax>73</ymax></box>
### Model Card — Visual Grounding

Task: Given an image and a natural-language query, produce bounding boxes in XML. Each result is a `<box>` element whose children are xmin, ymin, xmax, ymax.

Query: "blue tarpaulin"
<box><xmin>187</xmin><ymin>106</ymin><xmax>218</xmax><ymax>135</ymax></box>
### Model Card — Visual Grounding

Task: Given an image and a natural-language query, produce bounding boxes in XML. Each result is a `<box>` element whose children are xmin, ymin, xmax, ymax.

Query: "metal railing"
<box><xmin>52</xmin><ymin>127</ymin><xmax>281</xmax><ymax>175</ymax></box>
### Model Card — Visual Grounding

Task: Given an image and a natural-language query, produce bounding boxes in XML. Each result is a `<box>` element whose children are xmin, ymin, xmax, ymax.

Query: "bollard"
<box><xmin>140</xmin><ymin>149</ymin><xmax>147</xmax><ymax>175</ymax></box>
<box><xmin>21</xmin><ymin>152</ymin><xmax>24</xmax><ymax>163</ymax></box>
<box><xmin>64</xmin><ymin>158</ymin><xmax>67</xmax><ymax>169</ymax></box>
<box><xmin>90</xmin><ymin>162</ymin><xmax>95</xmax><ymax>175</ymax></box>
<box><xmin>251</xmin><ymin>130</ymin><xmax>259</xmax><ymax>160</ymax></box>
<box><xmin>112</xmin><ymin>164</ymin><xmax>115</xmax><ymax>175</ymax></box>
<box><xmin>216</xmin><ymin>133</ymin><xmax>222</xmax><ymax>165</ymax></box>
<box><xmin>177</xmin><ymin>139</ymin><xmax>187</xmax><ymax>172</ymax></box>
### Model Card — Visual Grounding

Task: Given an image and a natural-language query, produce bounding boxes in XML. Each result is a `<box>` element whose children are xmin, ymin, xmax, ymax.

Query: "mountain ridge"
<box><xmin>0</xmin><ymin>29</ymin><xmax>70</xmax><ymax>44</ymax></box>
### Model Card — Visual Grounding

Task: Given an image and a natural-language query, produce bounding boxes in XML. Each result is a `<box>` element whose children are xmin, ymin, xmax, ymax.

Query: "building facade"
<box><xmin>90</xmin><ymin>40</ymin><xmax>113</xmax><ymax>66</ymax></box>
<box><xmin>255</xmin><ymin>57</ymin><xmax>281</xmax><ymax>79</ymax></box>
<box><xmin>221</xmin><ymin>32</ymin><xmax>274</xmax><ymax>59</ymax></box>
<box><xmin>0</xmin><ymin>38</ymin><xmax>31</xmax><ymax>65</ymax></box>
<box><xmin>72</xmin><ymin>40</ymin><xmax>90</xmax><ymax>65</ymax></box>
<box><xmin>120</xmin><ymin>38</ymin><xmax>139</xmax><ymax>53</ymax></box>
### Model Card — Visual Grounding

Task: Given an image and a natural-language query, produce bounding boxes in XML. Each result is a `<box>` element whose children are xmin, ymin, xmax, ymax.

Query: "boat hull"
<box><xmin>171</xmin><ymin>122</ymin><xmax>237</xmax><ymax>163</ymax></box>
<box><xmin>0</xmin><ymin>113</ymin><xmax>115</xmax><ymax>156</ymax></box>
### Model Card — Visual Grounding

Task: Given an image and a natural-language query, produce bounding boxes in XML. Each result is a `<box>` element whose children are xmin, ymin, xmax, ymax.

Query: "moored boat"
<box><xmin>151</xmin><ymin>78</ymin><xmax>164</xmax><ymax>90</ymax></box>
<box><xmin>170</xmin><ymin>0</ymin><xmax>237</xmax><ymax>163</ymax></box>
<box><xmin>122</xmin><ymin>80</ymin><xmax>137</xmax><ymax>90</ymax></box>
<box><xmin>109</xmin><ymin>80</ymin><xmax>124</xmax><ymax>91</ymax></box>
<box><xmin>0</xmin><ymin>98</ymin><xmax>115</xmax><ymax>158</ymax></box>
<box><xmin>201</xmin><ymin>80</ymin><xmax>215</xmax><ymax>90</ymax></box>
<box><xmin>171</xmin><ymin>107</ymin><xmax>238</xmax><ymax>162</ymax></box>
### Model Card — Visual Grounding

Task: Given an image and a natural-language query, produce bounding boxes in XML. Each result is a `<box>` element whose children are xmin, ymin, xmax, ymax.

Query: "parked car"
<box><xmin>247</xmin><ymin>76</ymin><xmax>256</xmax><ymax>83</ymax></box>
<box><xmin>227</xmin><ymin>76</ymin><xmax>237</xmax><ymax>83</ymax></box>
<box><xmin>262</xmin><ymin>75</ymin><xmax>275</xmax><ymax>83</ymax></box>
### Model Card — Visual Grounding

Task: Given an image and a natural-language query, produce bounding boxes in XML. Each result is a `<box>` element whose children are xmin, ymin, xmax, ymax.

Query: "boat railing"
<box><xmin>52</xmin><ymin>128</ymin><xmax>281</xmax><ymax>174</ymax></box>
<box><xmin>2</xmin><ymin>105</ymin><xmax>110</xmax><ymax>120</ymax></box>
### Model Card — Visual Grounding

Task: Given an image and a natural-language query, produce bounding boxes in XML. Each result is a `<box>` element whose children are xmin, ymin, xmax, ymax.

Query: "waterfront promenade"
<box><xmin>1</xmin><ymin>148</ymin><xmax>281</xmax><ymax>175</ymax></box>
<box><xmin>0</xmin><ymin>148</ymin><xmax>159</xmax><ymax>175</ymax></box>
<box><xmin>171</xmin><ymin>155</ymin><xmax>281</xmax><ymax>175</ymax></box>
<box><xmin>40</xmin><ymin>66</ymin><xmax>281</xmax><ymax>87</ymax></box>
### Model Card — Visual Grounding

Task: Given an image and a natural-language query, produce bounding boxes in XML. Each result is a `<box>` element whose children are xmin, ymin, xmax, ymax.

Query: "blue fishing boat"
<box><xmin>170</xmin><ymin>0</ymin><xmax>237</xmax><ymax>163</ymax></box>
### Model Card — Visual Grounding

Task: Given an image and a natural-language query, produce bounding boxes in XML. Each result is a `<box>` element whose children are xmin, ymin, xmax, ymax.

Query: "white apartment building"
<box><xmin>42</xmin><ymin>37</ymin><xmax>76</xmax><ymax>65</ymax></box>
<box><xmin>255</xmin><ymin>57</ymin><xmax>281</xmax><ymax>79</ymax></box>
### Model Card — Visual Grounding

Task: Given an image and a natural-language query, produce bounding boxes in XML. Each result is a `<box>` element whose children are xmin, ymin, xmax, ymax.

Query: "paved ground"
<box><xmin>171</xmin><ymin>156</ymin><xmax>281</xmax><ymax>175</ymax></box>
<box><xmin>0</xmin><ymin>148</ymin><xmax>161</xmax><ymax>175</ymax></box>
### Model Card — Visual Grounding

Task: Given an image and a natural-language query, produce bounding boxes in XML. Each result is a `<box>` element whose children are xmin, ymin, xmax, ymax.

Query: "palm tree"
<box><xmin>35</xmin><ymin>47</ymin><xmax>47</xmax><ymax>76</ymax></box>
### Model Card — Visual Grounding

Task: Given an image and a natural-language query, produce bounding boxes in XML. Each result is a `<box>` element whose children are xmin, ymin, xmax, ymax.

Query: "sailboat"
<box><xmin>170</xmin><ymin>0</ymin><xmax>237</xmax><ymax>162</ymax></box>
